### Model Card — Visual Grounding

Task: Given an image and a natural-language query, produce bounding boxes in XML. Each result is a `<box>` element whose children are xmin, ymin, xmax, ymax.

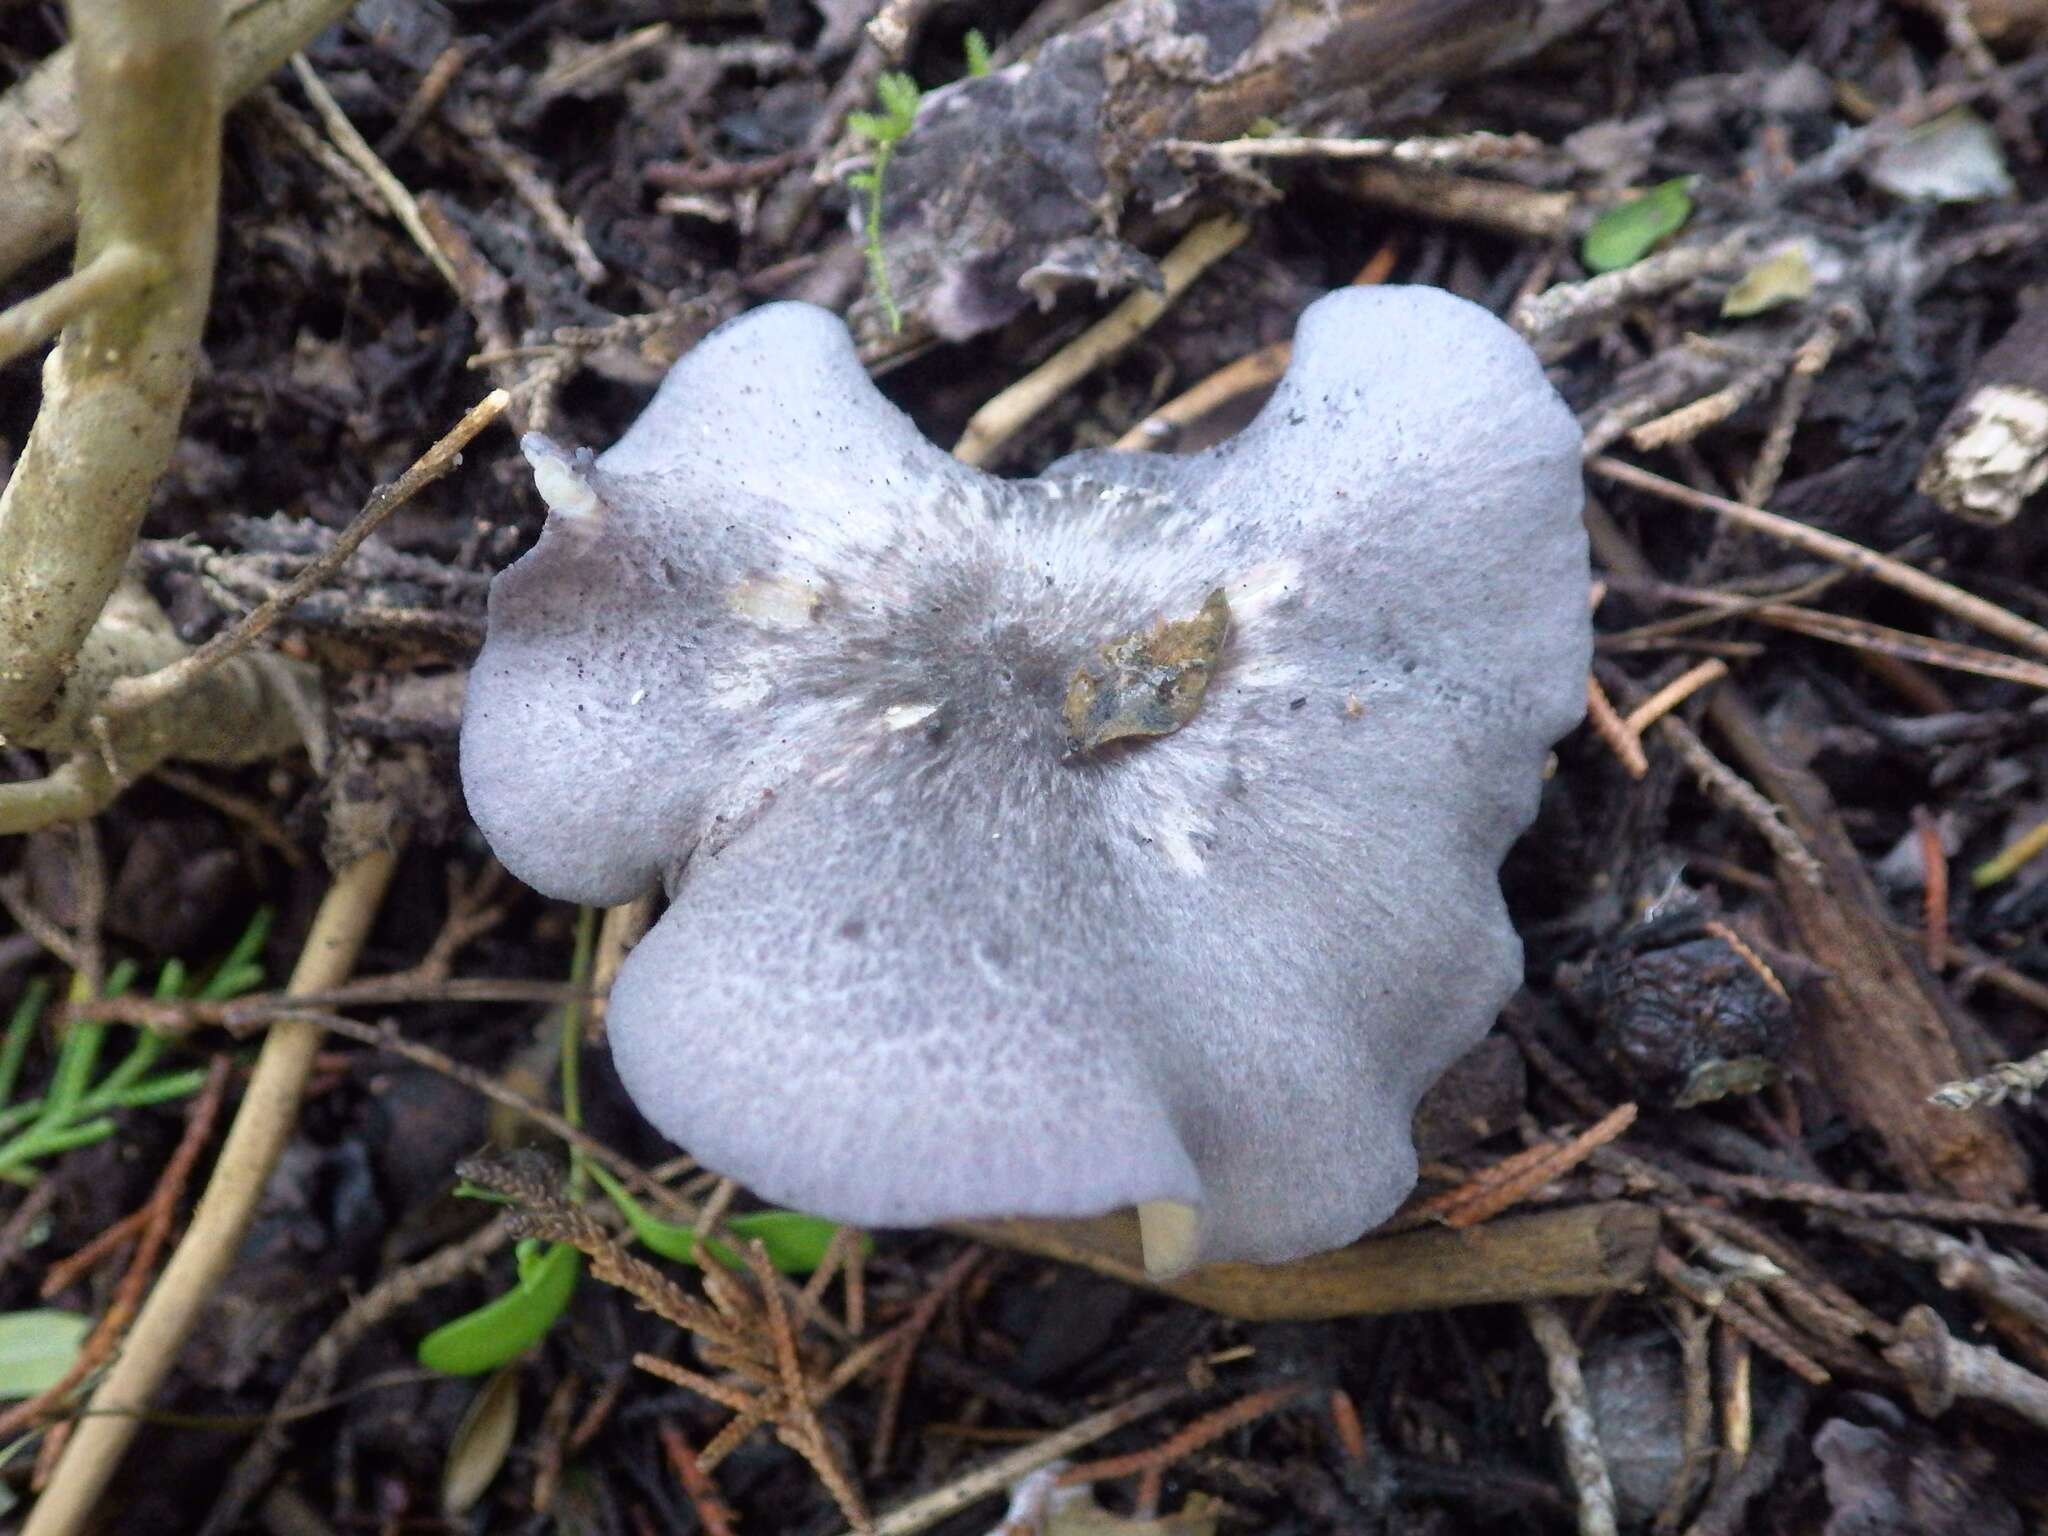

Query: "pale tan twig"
<box><xmin>1113</xmin><ymin>342</ymin><xmax>1290</xmax><ymax>452</ymax></box>
<box><xmin>1740</xmin><ymin>317</ymin><xmax>1843</xmax><ymax>506</ymax></box>
<box><xmin>1930</xmin><ymin>1047</ymin><xmax>2048</xmax><ymax>1111</ymax></box>
<box><xmin>0</xmin><ymin>245</ymin><xmax>159</xmax><ymax>373</ymax></box>
<box><xmin>1109</xmin><ymin>240</ymin><xmax>1400</xmax><ymax>452</ymax></box>
<box><xmin>288</xmin><ymin>54</ymin><xmax>460</xmax><ymax>291</ymax></box>
<box><xmin>446</xmin><ymin>105</ymin><xmax>607</xmax><ymax>286</ymax></box>
<box><xmin>1525</xmin><ymin>1302</ymin><xmax>1618</xmax><ymax>1536</ymax></box>
<box><xmin>1623</xmin><ymin>660</ymin><xmax>1728</xmax><ymax>735</ymax></box>
<box><xmin>0</xmin><ymin>0</ymin><xmax>225</xmax><ymax>744</ymax></box>
<box><xmin>845</xmin><ymin>1384</ymin><xmax>1190</xmax><ymax>1536</ymax></box>
<box><xmin>1161</xmin><ymin>130</ymin><xmax>1543</xmax><ymax>165</ymax></box>
<box><xmin>953</xmin><ymin>216</ymin><xmax>1249</xmax><ymax>466</ymax></box>
<box><xmin>24</xmin><ymin>849</ymin><xmax>397</xmax><ymax>1536</ymax></box>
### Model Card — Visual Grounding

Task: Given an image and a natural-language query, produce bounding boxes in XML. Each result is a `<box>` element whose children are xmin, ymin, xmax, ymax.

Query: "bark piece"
<box><xmin>1917</xmin><ymin>297</ymin><xmax>2048</xmax><ymax>524</ymax></box>
<box><xmin>957</xmin><ymin>1201</ymin><xmax>1660</xmax><ymax>1319</ymax></box>
<box><xmin>875</xmin><ymin>0</ymin><xmax>1619</xmax><ymax>341</ymax></box>
<box><xmin>1708</xmin><ymin>691</ymin><xmax>2029</xmax><ymax>1203</ymax></box>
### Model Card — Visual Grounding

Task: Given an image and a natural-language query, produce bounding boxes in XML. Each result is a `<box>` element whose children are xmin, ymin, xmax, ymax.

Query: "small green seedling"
<box><xmin>1581</xmin><ymin>176</ymin><xmax>1694</xmax><ymax>274</ymax></box>
<box><xmin>416</xmin><ymin>1239</ymin><xmax>582</xmax><ymax>1377</ymax></box>
<box><xmin>963</xmin><ymin>29</ymin><xmax>992</xmax><ymax>77</ymax></box>
<box><xmin>0</xmin><ymin>910</ymin><xmax>270</xmax><ymax>1182</ymax></box>
<box><xmin>589</xmin><ymin>1164</ymin><xmax>862</xmax><ymax>1273</ymax></box>
<box><xmin>847</xmin><ymin>71</ymin><xmax>922</xmax><ymax>334</ymax></box>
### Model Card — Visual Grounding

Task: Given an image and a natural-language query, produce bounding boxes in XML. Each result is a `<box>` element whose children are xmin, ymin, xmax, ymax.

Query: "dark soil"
<box><xmin>5</xmin><ymin>0</ymin><xmax>2048</xmax><ymax>1533</ymax></box>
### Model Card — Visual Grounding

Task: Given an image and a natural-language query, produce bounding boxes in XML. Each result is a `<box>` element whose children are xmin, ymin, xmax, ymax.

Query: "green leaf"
<box><xmin>1581</xmin><ymin>177</ymin><xmax>1694</xmax><ymax>274</ymax></box>
<box><xmin>589</xmin><ymin>1165</ymin><xmax>862</xmax><ymax>1273</ymax></box>
<box><xmin>417</xmin><ymin>1241</ymin><xmax>581</xmax><ymax>1376</ymax></box>
<box><xmin>964</xmin><ymin>28</ymin><xmax>992</xmax><ymax>77</ymax></box>
<box><xmin>0</xmin><ymin>1310</ymin><xmax>91</xmax><ymax>1399</ymax></box>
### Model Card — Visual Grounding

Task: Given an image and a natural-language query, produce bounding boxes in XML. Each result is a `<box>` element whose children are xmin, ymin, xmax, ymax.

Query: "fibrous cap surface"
<box><xmin>460</xmin><ymin>287</ymin><xmax>1590</xmax><ymax>1268</ymax></box>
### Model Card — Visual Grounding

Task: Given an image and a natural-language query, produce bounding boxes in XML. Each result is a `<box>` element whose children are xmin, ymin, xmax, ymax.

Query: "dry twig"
<box><xmin>953</xmin><ymin>216</ymin><xmax>1250</xmax><ymax>466</ymax></box>
<box><xmin>23</xmin><ymin>849</ymin><xmax>397</xmax><ymax>1536</ymax></box>
<box><xmin>1525</xmin><ymin>1302</ymin><xmax>1618</xmax><ymax>1536</ymax></box>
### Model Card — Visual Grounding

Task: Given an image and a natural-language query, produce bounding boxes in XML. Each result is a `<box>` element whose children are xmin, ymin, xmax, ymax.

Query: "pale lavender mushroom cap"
<box><xmin>460</xmin><ymin>287</ymin><xmax>1590</xmax><ymax>1270</ymax></box>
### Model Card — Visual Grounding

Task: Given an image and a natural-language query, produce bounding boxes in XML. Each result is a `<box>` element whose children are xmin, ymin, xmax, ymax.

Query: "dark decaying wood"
<box><xmin>874</xmin><ymin>0</ymin><xmax>1619</xmax><ymax>341</ymax></box>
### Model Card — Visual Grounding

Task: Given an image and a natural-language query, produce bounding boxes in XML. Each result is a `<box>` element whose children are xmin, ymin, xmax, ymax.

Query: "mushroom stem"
<box><xmin>1136</xmin><ymin>1200</ymin><xmax>1201</xmax><ymax>1279</ymax></box>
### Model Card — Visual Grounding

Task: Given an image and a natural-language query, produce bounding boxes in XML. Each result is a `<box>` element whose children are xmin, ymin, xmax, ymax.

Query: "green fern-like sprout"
<box><xmin>0</xmin><ymin>909</ymin><xmax>271</xmax><ymax>1183</ymax></box>
<box><xmin>846</xmin><ymin>71</ymin><xmax>921</xmax><ymax>335</ymax></box>
<box><xmin>963</xmin><ymin>29</ymin><xmax>993</xmax><ymax>77</ymax></box>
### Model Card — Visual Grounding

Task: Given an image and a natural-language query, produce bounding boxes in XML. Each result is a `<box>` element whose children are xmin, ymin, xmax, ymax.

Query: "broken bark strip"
<box><xmin>959</xmin><ymin>1201</ymin><xmax>1660</xmax><ymax>1319</ymax></box>
<box><xmin>1707</xmin><ymin>690</ymin><xmax>2029</xmax><ymax>1204</ymax></box>
<box><xmin>1917</xmin><ymin>295</ymin><xmax>2048</xmax><ymax>524</ymax></box>
<box><xmin>876</xmin><ymin>0</ymin><xmax>1619</xmax><ymax>340</ymax></box>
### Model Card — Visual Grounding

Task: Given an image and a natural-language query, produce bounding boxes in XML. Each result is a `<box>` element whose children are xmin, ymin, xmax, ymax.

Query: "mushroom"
<box><xmin>460</xmin><ymin>286</ymin><xmax>1589</xmax><ymax>1275</ymax></box>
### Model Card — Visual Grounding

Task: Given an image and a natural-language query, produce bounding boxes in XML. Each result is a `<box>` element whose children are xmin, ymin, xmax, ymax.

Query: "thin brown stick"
<box><xmin>37</xmin><ymin>1207</ymin><xmax>150</xmax><ymax>1299</ymax></box>
<box><xmin>1739</xmin><ymin>603</ymin><xmax>2048</xmax><ymax>692</ymax></box>
<box><xmin>1916</xmin><ymin>807</ymin><xmax>1950</xmax><ymax>971</ymax></box>
<box><xmin>870</xmin><ymin>1247</ymin><xmax>985</xmax><ymax>1474</ymax></box>
<box><xmin>1402</xmin><ymin>1104</ymin><xmax>1639</xmax><ymax>1230</ymax></box>
<box><xmin>1058</xmin><ymin>1381</ymin><xmax>1311</xmax><ymax>1486</ymax></box>
<box><xmin>1623</xmin><ymin>660</ymin><xmax>1728</xmax><ymax>736</ymax></box>
<box><xmin>289</xmin><ymin>1008</ymin><xmax>692</xmax><ymax>1222</ymax></box>
<box><xmin>1589</xmin><ymin>455</ymin><xmax>2048</xmax><ymax>660</ymax></box>
<box><xmin>100</xmin><ymin>389</ymin><xmax>508</xmax><ymax>722</ymax></box>
<box><xmin>1584</xmin><ymin>675</ymin><xmax>1649</xmax><ymax>779</ymax></box>
<box><xmin>659</xmin><ymin>1421</ymin><xmax>740</xmax><ymax>1536</ymax></box>
<box><xmin>1655</xmin><ymin>713</ymin><xmax>1823</xmax><ymax>887</ymax></box>
<box><xmin>1655</xmin><ymin>1249</ymin><xmax>1831</xmax><ymax>1387</ymax></box>
<box><xmin>199</xmin><ymin>1215</ymin><xmax>514</xmax><ymax>1536</ymax></box>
